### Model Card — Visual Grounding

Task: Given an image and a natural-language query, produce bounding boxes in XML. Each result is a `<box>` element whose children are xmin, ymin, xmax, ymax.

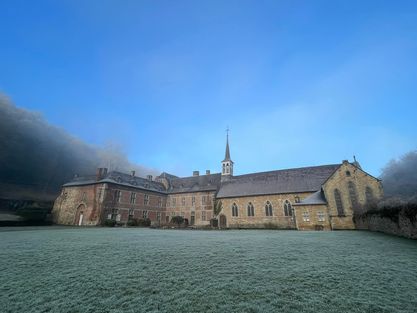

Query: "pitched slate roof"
<box><xmin>63</xmin><ymin>171</ymin><xmax>166</xmax><ymax>193</ymax></box>
<box><xmin>293</xmin><ymin>190</ymin><xmax>327</xmax><ymax>206</ymax></box>
<box><xmin>217</xmin><ymin>164</ymin><xmax>340</xmax><ymax>198</ymax></box>
<box><xmin>167</xmin><ymin>173</ymin><xmax>221</xmax><ymax>194</ymax></box>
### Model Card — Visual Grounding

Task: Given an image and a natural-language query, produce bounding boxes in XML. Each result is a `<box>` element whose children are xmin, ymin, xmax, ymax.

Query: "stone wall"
<box><xmin>293</xmin><ymin>204</ymin><xmax>332</xmax><ymax>230</ymax></box>
<box><xmin>52</xmin><ymin>184</ymin><xmax>102</xmax><ymax>225</ymax></box>
<box><xmin>52</xmin><ymin>183</ymin><xmax>168</xmax><ymax>226</ymax></box>
<box><xmin>322</xmin><ymin>161</ymin><xmax>383</xmax><ymax>230</ymax></box>
<box><xmin>218</xmin><ymin>192</ymin><xmax>312</xmax><ymax>229</ymax></box>
<box><xmin>355</xmin><ymin>206</ymin><xmax>417</xmax><ymax>239</ymax></box>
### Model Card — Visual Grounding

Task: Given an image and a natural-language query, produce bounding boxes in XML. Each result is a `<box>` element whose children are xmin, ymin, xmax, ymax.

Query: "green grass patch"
<box><xmin>0</xmin><ymin>228</ymin><xmax>416</xmax><ymax>313</ymax></box>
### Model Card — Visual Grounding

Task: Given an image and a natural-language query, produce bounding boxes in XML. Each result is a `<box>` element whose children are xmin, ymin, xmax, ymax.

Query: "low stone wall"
<box><xmin>355</xmin><ymin>205</ymin><xmax>417</xmax><ymax>239</ymax></box>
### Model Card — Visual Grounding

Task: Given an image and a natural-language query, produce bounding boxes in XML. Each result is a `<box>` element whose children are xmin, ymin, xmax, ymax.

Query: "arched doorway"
<box><xmin>74</xmin><ymin>204</ymin><xmax>86</xmax><ymax>226</ymax></box>
<box><xmin>219</xmin><ymin>214</ymin><xmax>227</xmax><ymax>229</ymax></box>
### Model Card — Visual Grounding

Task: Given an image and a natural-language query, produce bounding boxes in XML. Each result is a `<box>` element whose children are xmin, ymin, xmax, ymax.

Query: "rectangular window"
<box><xmin>172</xmin><ymin>198</ymin><xmax>176</xmax><ymax>207</ymax></box>
<box><xmin>302</xmin><ymin>212</ymin><xmax>310</xmax><ymax>222</ymax></box>
<box><xmin>167</xmin><ymin>198</ymin><xmax>171</xmax><ymax>207</ymax></box>
<box><xmin>130</xmin><ymin>192</ymin><xmax>136</xmax><ymax>204</ymax></box>
<box><xmin>182</xmin><ymin>197</ymin><xmax>186</xmax><ymax>206</ymax></box>
<box><xmin>115</xmin><ymin>190</ymin><xmax>122</xmax><ymax>203</ymax></box>
<box><xmin>192</xmin><ymin>196</ymin><xmax>195</xmax><ymax>206</ymax></box>
<box><xmin>157</xmin><ymin>212</ymin><xmax>161</xmax><ymax>222</ymax></box>
<box><xmin>128</xmin><ymin>209</ymin><xmax>134</xmax><ymax>217</ymax></box>
<box><xmin>201</xmin><ymin>196</ymin><xmax>206</xmax><ymax>205</ymax></box>
<box><xmin>317</xmin><ymin>212</ymin><xmax>325</xmax><ymax>222</ymax></box>
<box><xmin>143</xmin><ymin>210</ymin><xmax>148</xmax><ymax>219</ymax></box>
<box><xmin>82</xmin><ymin>192</ymin><xmax>87</xmax><ymax>201</ymax></box>
<box><xmin>144</xmin><ymin>194</ymin><xmax>149</xmax><ymax>206</ymax></box>
<box><xmin>111</xmin><ymin>209</ymin><xmax>118</xmax><ymax>220</ymax></box>
<box><xmin>201</xmin><ymin>211</ymin><xmax>206</xmax><ymax>221</ymax></box>
<box><xmin>158</xmin><ymin>197</ymin><xmax>162</xmax><ymax>207</ymax></box>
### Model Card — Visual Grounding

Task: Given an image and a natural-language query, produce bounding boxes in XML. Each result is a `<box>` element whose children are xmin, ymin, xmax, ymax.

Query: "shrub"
<box><xmin>103</xmin><ymin>219</ymin><xmax>116</xmax><ymax>227</ymax></box>
<box><xmin>138</xmin><ymin>218</ymin><xmax>151</xmax><ymax>227</ymax></box>
<box><xmin>126</xmin><ymin>218</ymin><xmax>151</xmax><ymax>227</ymax></box>
<box><xmin>171</xmin><ymin>216</ymin><xmax>184</xmax><ymax>226</ymax></box>
<box><xmin>355</xmin><ymin>201</ymin><xmax>417</xmax><ymax>226</ymax></box>
<box><xmin>127</xmin><ymin>218</ymin><xmax>139</xmax><ymax>226</ymax></box>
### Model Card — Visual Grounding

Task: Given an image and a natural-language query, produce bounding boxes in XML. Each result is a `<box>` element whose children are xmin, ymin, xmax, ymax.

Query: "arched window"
<box><xmin>247</xmin><ymin>202</ymin><xmax>255</xmax><ymax>217</ymax></box>
<box><xmin>334</xmin><ymin>189</ymin><xmax>345</xmax><ymax>216</ymax></box>
<box><xmin>283</xmin><ymin>200</ymin><xmax>292</xmax><ymax>216</ymax></box>
<box><xmin>222</xmin><ymin>163</ymin><xmax>225</xmax><ymax>174</ymax></box>
<box><xmin>265</xmin><ymin>201</ymin><xmax>273</xmax><ymax>216</ymax></box>
<box><xmin>365</xmin><ymin>186</ymin><xmax>374</xmax><ymax>204</ymax></box>
<box><xmin>348</xmin><ymin>181</ymin><xmax>359</xmax><ymax>210</ymax></box>
<box><xmin>232</xmin><ymin>203</ymin><xmax>238</xmax><ymax>217</ymax></box>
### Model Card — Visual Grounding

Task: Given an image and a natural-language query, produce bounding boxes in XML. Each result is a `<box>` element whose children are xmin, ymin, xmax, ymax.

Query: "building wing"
<box><xmin>217</xmin><ymin>164</ymin><xmax>340</xmax><ymax>198</ymax></box>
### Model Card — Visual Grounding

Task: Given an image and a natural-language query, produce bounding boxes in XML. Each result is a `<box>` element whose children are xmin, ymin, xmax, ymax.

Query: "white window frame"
<box><xmin>317</xmin><ymin>211</ymin><xmax>325</xmax><ymax>222</ymax></box>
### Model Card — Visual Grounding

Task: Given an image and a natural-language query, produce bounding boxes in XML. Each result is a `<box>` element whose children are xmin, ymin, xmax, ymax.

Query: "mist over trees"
<box><xmin>380</xmin><ymin>150</ymin><xmax>417</xmax><ymax>203</ymax></box>
<box><xmin>0</xmin><ymin>94</ymin><xmax>157</xmax><ymax>200</ymax></box>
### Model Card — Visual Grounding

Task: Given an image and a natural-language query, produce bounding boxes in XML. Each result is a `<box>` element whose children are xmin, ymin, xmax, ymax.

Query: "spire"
<box><xmin>224</xmin><ymin>128</ymin><xmax>231</xmax><ymax>161</ymax></box>
<box><xmin>221</xmin><ymin>128</ymin><xmax>234</xmax><ymax>178</ymax></box>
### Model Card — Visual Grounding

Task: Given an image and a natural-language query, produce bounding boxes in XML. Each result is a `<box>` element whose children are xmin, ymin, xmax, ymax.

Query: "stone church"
<box><xmin>52</xmin><ymin>135</ymin><xmax>383</xmax><ymax>230</ymax></box>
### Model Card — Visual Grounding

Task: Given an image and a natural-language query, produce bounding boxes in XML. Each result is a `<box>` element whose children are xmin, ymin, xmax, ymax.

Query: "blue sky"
<box><xmin>1</xmin><ymin>0</ymin><xmax>416</xmax><ymax>177</ymax></box>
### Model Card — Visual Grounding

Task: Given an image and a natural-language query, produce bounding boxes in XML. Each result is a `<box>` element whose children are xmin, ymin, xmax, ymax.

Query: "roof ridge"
<box><xmin>232</xmin><ymin>164</ymin><xmax>341</xmax><ymax>179</ymax></box>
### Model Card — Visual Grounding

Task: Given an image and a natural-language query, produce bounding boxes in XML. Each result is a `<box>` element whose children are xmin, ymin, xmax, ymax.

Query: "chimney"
<box><xmin>96</xmin><ymin>168</ymin><xmax>103</xmax><ymax>181</ymax></box>
<box><xmin>147</xmin><ymin>175</ymin><xmax>153</xmax><ymax>181</ymax></box>
<box><xmin>205</xmin><ymin>170</ymin><xmax>210</xmax><ymax>175</ymax></box>
<box><xmin>96</xmin><ymin>168</ymin><xmax>108</xmax><ymax>181</ymax></box>
<box><xmin>131</xmin><ymin>170</ymin><xmax>136</xmax><ymax>177</ymax></box>
<box><xmin>193</xmin><ymin>171</ymin><xmax>199</xmax><ymax>176</ymax></box>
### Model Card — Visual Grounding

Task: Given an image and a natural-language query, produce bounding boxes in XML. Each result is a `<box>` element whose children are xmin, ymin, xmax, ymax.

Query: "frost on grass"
<box><xmin>0</xmin><ymin>228</ymin><xmax>417</xmax><ymax>313</ymax></box>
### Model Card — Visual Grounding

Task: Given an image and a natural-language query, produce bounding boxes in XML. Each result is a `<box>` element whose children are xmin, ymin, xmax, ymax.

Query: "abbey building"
<box><xmin>52</xmin><ymin>135</ymin><xmax>383</xmax><ymax>230</ymax></box>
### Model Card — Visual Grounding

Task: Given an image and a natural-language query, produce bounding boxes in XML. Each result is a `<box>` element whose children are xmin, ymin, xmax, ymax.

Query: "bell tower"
<box><xmin>221</xmin><ymin>128</ymin><xmax>233</xmax><ymax>181</ymax></box>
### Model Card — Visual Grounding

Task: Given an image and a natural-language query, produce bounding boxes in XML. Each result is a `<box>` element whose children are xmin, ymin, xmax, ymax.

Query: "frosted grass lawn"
<box><xmin>1</xmin><ymin>228</ymin><xmax>417</xmax><ymax>313</ymax></box>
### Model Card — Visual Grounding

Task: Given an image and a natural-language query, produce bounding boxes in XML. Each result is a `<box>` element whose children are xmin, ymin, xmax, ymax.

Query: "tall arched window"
<box><xmin>283</xmin><ymin>200</ymin><xmax>292</xmax><ymax>216</ymax></box>
<box><xmin>232</xmin><ymin>203</ymin><xmax>238</xmax><ymax>217</ymax></box>
<box><xmin>334</xmin><ymin>189</ymin><xmax>345</xmax><ymax>216</ymax></box>
<box><xmin>265</xmin><ymin>201</ymin><xmax>273</xmax><ymax>216</ymax></box>
<box><xmin>348</xmin><ymin>181</ymin><xmax>359</xmax><ymax>210</ymax></box>
<box><xmin>247</xmin><ymin>202</ymin><xmax>255</xmax><ymax>217</ymax></box>
<box><xmin>222</xmin><ymin>163</ymin><xmax>225</xmax><ymax>174</ymax></box>
<box><xmin>365</xmin><ymin>186</ymin><xmax>374</xmax><ymax>204</ymax></box>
